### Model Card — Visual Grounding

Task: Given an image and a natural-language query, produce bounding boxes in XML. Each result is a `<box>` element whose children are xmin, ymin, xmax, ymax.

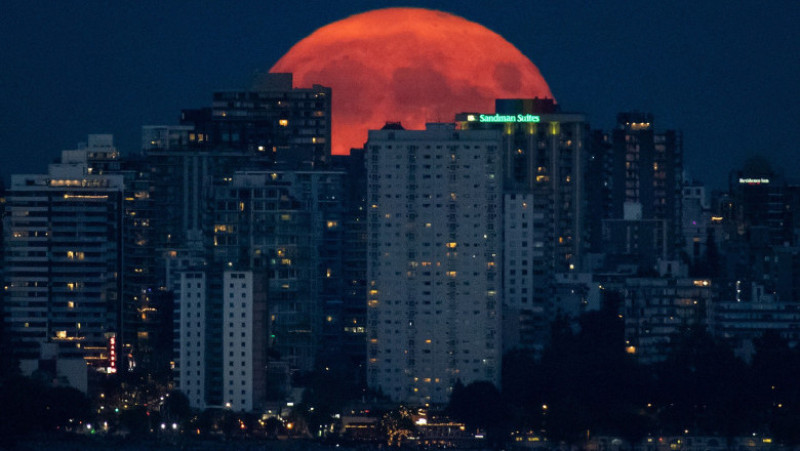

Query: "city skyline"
<box><xmin>2</xmin><ymin>1</ymin><xmax>799</xmax><ymax>189</ymax></box>
<box><xmin>2</xmin><ymin>4</ymin><xmax>800</xmax><ymax>442</ymax></box>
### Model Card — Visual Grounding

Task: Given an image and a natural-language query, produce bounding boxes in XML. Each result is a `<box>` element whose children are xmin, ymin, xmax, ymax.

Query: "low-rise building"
<box><xmin>622</xmin><ymin>278</ymin><xmax>714</xmax><ymax>363</ymax></box>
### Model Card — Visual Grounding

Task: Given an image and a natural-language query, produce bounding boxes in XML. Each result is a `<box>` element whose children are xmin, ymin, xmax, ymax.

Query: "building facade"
<box><xmin>173</xmin><ymin>269</ymin><xmax>267</xmax><ymax>411</ymax></box>
<box><xmin>3</xmin><ymin>147</ymin><xmax>124</xmax><ymax>367</ymax></box>
<box><xmin>366</xmin><ymin>123</ymin><xmax>503</xmax><ymax>404</ymax></box>
<box><xmin>622</xmin><ymin>278</ymin><xmax>714</xmax><ymax>363</ymax></box>
<box><xmin>174</xmin><ymin>271</ymin><xmax>207</xmax><ymax>409</ymax></box>
<box><xmin>588</xmin><ymin>113</ymin><xmax>684</xmax><ymax>273</ymax></box>
<box><xmin>209</xmin><ymin>170</ymin><xmax>346</xmax><ymax>373</ymax></box>
<box><xmin>457</xmin><ymin>99</ymin><xmax>590</xmax><ymax>352</ymax></box>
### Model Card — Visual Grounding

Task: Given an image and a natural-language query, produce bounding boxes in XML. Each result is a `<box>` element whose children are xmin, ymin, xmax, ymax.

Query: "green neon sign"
<box><xmin>467</xmin><ymin>113</ymin><xmax>541</xmax><ymax>123</ymax></box>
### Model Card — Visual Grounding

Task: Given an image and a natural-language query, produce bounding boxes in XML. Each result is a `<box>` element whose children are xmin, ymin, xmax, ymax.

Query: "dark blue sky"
<box><xmin>1</xmin><ymin>1</ymin><xmax>798</xmax><ymax>189</ymax></box>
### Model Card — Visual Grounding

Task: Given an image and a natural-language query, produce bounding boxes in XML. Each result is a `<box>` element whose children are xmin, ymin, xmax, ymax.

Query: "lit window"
<box><xmin>66</xmin><ymin>251</ymin><xmax>85</xmax><ymax>260</ymax></box>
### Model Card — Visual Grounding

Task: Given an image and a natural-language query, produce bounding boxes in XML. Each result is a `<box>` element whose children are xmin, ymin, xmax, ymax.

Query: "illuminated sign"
<box><xmin>467</xmin><ymin>113</ymin><xmax>540</xmax><ymax>123</ymax></box>
<box><xmin>108</xmin><ymin>336</ymin><xmax>117</xmax><ymax>374</ymax></box>
<box><xmin>739</xmin><ymin>178</ymin><xmax>770</xmax><ymax>185</ymax></box>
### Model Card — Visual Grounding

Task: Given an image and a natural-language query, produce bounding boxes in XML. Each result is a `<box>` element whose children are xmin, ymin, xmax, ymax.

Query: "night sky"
<box><xmin>1</xmin><ymin>1</ymin><xmax>798</xmax><ymax>189</ymax></box>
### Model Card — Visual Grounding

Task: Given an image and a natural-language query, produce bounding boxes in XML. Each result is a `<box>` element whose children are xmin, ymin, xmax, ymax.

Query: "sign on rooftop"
<box><xmin>467</xmin><ymin>113</ymin><xmax>540</xmax><ymax>123</ymax></box>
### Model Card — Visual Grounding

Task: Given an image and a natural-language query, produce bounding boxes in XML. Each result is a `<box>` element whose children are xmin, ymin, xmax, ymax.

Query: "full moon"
<box><xmin>270</xmin><ymin>7</ymin><xmax>553</xmax><ymax>155</ymax></box>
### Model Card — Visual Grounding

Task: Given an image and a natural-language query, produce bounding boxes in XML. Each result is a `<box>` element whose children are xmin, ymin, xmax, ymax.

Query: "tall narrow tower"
<box><xmin>457</xmin><ymin>99</ymin><xmax>590</xmax><ymax>352</ymax></box>
<box><xmin>366</xmin><ymin>123</ymin><xmax>503</xmax><ymax>404</ymax></box>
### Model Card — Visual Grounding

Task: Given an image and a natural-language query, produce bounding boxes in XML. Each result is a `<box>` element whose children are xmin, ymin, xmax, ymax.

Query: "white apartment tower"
<box><xmin>172</xmin><ymin>268</ymin><xmax>266</xmax><ymax>411</ymax></box>
<box><xmin>502</xmin><ymin>193</ymin><xmax>537</xmax><ymax>347</ymax></box>
<box><xmin>222</xmin><ymin>271</ymin><xmax>255</xmax><ymax>412</ymax></box>
<box><xmin>366</xmin><ymin>123</ymin><xmax>503</xmax><ymax>404</ymax></box>
<box><xmin>174</xmin><ymin>272</ymin><xmax>207</xmax><ymax>409</ymax></box>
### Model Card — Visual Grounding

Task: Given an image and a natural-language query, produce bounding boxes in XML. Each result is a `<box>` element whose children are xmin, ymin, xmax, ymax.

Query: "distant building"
<box><xmin>456</xmin><ymin>99</ymin><xmax>590</xmax><ymax>352</ymax></box>
<box><xmin>140</xmin><ymin>74</ymin><xmax>335</xmax><ymax>377</ymax></box>
<box><xmin>19</xmin><ymin>342</ymin><xmax>88</xmax><ymax>393</ymax></box>
<box><xmin>41</xmin><ymin>135</ymin><xmax>171</xmax><ymax>372</ymax></box>
<box><xmin>713</xmin><ymin>159</ymin><xmax>800</xmax><ymax>302</ymax></box>
<box><xmin>712</xmin><ymin>283</ymin><xmax>800</xmax><ymax>360</ymax></box>
<box><xmin>552</xmin><ymin>272</ymin><xmax>602</xmax><ymax>318</ymax></box>
<box><xmin>366</xmin><ymin>123</ymin><xmax>503</xmax><ymax>404</ymax></box>
<box><xmin>0</xmin><ymin>180</ymin><xmax>5</xmax><ymax>353</ymax></box>
<box><xmin>3</xmin><ymin>143</ymin><xmax>124</xmax><ymax>368</ymax></box>
<box><xmin>612</xmin><ymin>113</ymin><xmax>683</xmax><ymax>256</ymax></box>
<box><xmin>724</xmin><ymin>158</ymin><xmax>790</xmax><ymax>246</ymax></box>
<box><xmin>183</xmin><ymin>72</ymin><xmax>331</xmax><ymax>168</ymax></box>
<box><xmin>682</xmin><ymin>179</ymin><xmax>711</xmax><ymax>265</ymax></box>
<box><xmin>772</xmin><ymin>245</ymin><xmax>800</xmax><ymax>303</ymax></box>
<box><xmin>115</xmin><ymin>153</ymin><xmax>166</xmax><ymax>372</ymax></box>
<box><xmin>589</xmin><ymin>113</ymin><xmax>684</xmax><ymax>272</ymax></box>
<box><xmin>143</xmin><ymin>73</ymin><xmax>332</xmax><ymax>250</ymax></box>
<box><xmin>601</xmin><ymin>216</ymin><xmax>669</xmax><ymax>273</ymax></box>
<box><xmin>173</xmin><ymin>269</ymin><xmax>267</xmax><ymax>411</ymax></box>
<box><xmin>209</xmin><ymin>170</ymin><xmax>347</xmax><ymax>372</ymax></box>
<box><xmin>173</xmin><ymin>271</ymin><xmax>208</xmax><ymax>409</ymax></box>
<box><xmin>142</xmin><ymin>124</ymin><xmax>255</xmax><ymax>250</ymax></box>
<box><xmin>622</xmin><ymin>278</ymin><xmax>713</xmax><ymax>363</ymax></box>
<box><xmin>331</xmin><ymin>149</ymin><xmax>369</xmax><ymax>371</ymax></box>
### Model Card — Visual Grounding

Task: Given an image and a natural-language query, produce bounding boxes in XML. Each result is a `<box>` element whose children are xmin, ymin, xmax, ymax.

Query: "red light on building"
<box><xmin>108</xmin><ymin>336</ymin><xmax>117</xmax><ymax>373</ymax></box>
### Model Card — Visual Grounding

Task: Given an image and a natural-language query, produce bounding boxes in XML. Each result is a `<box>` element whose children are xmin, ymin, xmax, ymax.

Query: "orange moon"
<box><xmin>270</xmin><ymin>7</ymin><xmax>553</xmax><ymax>155</ymax></box>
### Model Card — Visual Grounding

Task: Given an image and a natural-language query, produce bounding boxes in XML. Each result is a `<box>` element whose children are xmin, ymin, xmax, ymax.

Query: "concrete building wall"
<box><xmin>3</xmin><ymin>155</ymin><xmax>123</xmax><ymax>365</ymax></box>
<box><xmin>222</xmin><ymin>271</ymin><xmax>254</xmax><ymax>412</ymax></box>
<box><xmin>174</xmin><ymin>271</ymin><xmax>207</xmax><ymax>410</ymax></box>
<box><xmin>366</xmin><ymin>124</ymin><xmax>503</xmax><ymax>404</ymax></box>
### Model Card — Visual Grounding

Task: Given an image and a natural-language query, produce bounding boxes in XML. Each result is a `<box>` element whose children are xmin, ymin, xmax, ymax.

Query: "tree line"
<box><xmin>447</xmin><ymin>293</ymin><xmax>800</xmax><ymax>447</ymax></box>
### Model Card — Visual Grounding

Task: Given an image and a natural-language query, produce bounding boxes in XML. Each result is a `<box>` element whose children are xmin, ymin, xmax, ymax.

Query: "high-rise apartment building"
<box><xmin>682</xmin><ymin>180</ymin><xmax>711</xmax><ymax>266</ymax></box>
<box><xmin>457</xmin><ymin>99</ymin><xmax>590</xmax><ymax>351</ymax></box>
<box><xmin>174</xmin><ymin>271</ymin><xmax>207</xmax><ymax>409</ymax></box>
<box><xmin>3</xmin><ymin>147</ymin><xmax>124</xmax><ymax>367</ymax></box>
<box><xmin>611</xmin><ymin>113</ymin><xmax>682</xmax><ymax>235</ymax></box>
<box><xmin>590</xmin><ymin>113</ymin><xmax>684</xmax><ymax>270</ymax></box>
<box><xmin>713</xmin><ymin>159</ymin><xmax>800</xmax><ymax>302</ymax></box>
<box><xmin>331</xmin><ymin>150</ymin><xmax>368</xmax><ymax>371</ymax></box>
<box><xmin>182</xmin><ymin>72</ymin><xmax>331</xmax><ymax>168</ymax></box>
<box><xmin>143</xmin><ymin>125</ymin><xmax>255</xmax><ymax>250</ymax></box>
<box><xmin>209</xmin><ymin>170</ymin><xmax>345</xmax><ymax>372</ymax></box>
<box><xmin>723</xmin><ymin>158</ymin><xmax>792</xmax><ymax>247</ymax></box>
<box><xmin>173</xmin><ymin>268</ymin><xmax>267</xmax><ymax>411</ymax></box>
<box><xmin>366</xmin><ymin>123</ymin><xmax>503</xmax><ymax>404</ymax></box>
<box><xmin>141</xmin><ymin>75</ymin><xmax>334</xmax><ymax>374</ymax></box>
<box><xmin>143</xmin><ymin>73</ymin><xmax>332</xmax><ymax>251</ymax></box>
